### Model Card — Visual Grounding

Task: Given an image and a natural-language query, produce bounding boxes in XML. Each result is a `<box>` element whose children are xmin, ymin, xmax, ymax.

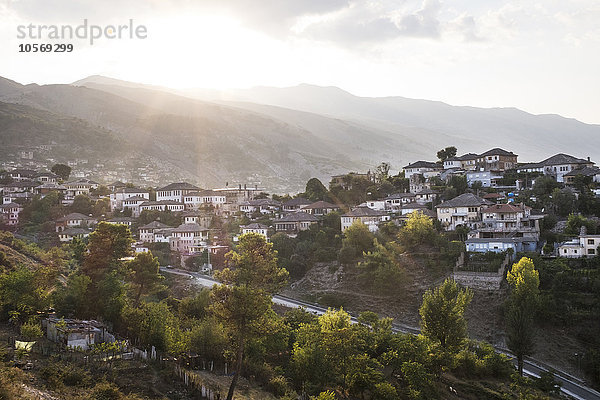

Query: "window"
<box><xmin>588</xmin><ymin>249</ymin><xmax>596</xmax><ymax>255</ymax></box>
<box><xmin>588</xmin><ymin>239</ymin><xmax>595</xmax><ymax>245</ymax></box>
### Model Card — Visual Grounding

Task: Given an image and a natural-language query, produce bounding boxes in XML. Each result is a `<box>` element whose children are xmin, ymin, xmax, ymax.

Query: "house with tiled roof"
<box><xmin>475</xmin><ymin>148</ymin><xmax>518</xmax><ymax>171</ymax></box>
<box><xmin>156</xmin><ymin>182</ymin><xmax>200</xmax><ymax>202</ymax></box>
<box><xmin>0</xmin><ymin>202</ymin><xmax>23</xmax><ymax>227</ymax></box>
<box><xmin>183</xmin><ymin>190</ymin><xmax>227</xmax><ymax>210</ymax></box>
<box><xmin>57</xmin><ymin>227</ymin><xmax>91</xmax><ymax>242</ymax></box>
<box><xmin>170</xmin><ymin>223</ymin><xmax>209</xmax><ymax>253</ymax></box>
<box><xmin>563</xmin><ymin>166</ymin><xmax>600</xmax><ymax>185</ymax></box>
<box><xmin>436</xmin><ymin>193</ymin><xmax>492</xmax><ymax>231</ymax></box>
<box><xmin>282</xmin><ymin>197</ymin><xmax>312</xmax><ymax>212</ymax></box>
<box><xmin>341</xmin><ymin>206</ymin><xmax>390</xmax><ymax>232</ymax></box>
<box><xmin>443</xmin><ymin>153</ymin><xmax>478</xmax><ymax>170</ymax></box>
<box><xmin>55</xmin><ymin>213</ymin><xmax>97</xmax><ymax>232</ymax></box>
<box><xmin>300</xmin><ymin>201</ymin><xmax>340</xmax><ymax>216</ymax></box>
<box><xmin>138</xmin><ymin>221</ymin><xmax>172</xmax><ymax>242</ymax></box>
<box><xmin>517</xmin><ymin>154</ymin><xmax>594</xmax><ymax>183</ymax></box>
<box><xmin>241</xmin><ymin>223</ymin><xmax>270</xmax><ymax>241</ymax></box>
<box><xmin>139</xmin><ymin>200</ymin><xmax>185</xmax><ymax>213</ymax></box>
<box><xmin>403</xmin><ymin>161</ymin><xmax>442</xmax><ymax>179</ymax></box>
<box><xmin>110</xmin><ymin>187</ymin><xmax>150</xmax><ymax>212</ymax></box>
<box><xmin>274</xmin><ymin>212</ymin><xmax>320</xmax><ymax>234</ymax></box>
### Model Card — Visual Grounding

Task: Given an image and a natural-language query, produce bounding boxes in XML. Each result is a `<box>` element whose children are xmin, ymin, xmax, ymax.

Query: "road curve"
<box><xmin>160</xmin><ymin>267</ymin><xmax>600</xmax><ymax>400</ymax></box>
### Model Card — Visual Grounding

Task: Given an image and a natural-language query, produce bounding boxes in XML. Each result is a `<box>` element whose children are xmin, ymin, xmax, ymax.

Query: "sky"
<box><xmin>1</xmin><ymin>0</ymin><xmax>600</xmax><ymax>124</ymax></box>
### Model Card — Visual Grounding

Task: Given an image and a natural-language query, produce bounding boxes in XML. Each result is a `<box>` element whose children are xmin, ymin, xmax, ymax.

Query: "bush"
<box><xmin>337</xmin><ymin>246</ymin><xmax>356</xmax><ymax>265</ymax></box>
<box><xmin>92</xmin><ymin>382</ymin><xmax>122</xmax><ymax>400</ymax></box>
<box><xmin>268</xmin><ymin>375</ymin><xmax>292</xmax><ymax>397</ymax></box>
<box><xmin>20</xmin><ymin>321</ymin><xmax>43</xmax><ymax>340</ymax></box>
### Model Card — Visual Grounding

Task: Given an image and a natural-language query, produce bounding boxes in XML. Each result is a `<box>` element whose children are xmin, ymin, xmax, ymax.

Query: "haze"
<box><xmin>2</xmin><ymin>0</ymin><xmax>600</xmax><ymax>124</ymax></box>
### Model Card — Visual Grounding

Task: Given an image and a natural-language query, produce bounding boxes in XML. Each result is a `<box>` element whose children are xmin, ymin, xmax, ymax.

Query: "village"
<box><xmin>2</xmin><ymin>147</ymin><xmax>599</xmax><ymax>272</ymax></box>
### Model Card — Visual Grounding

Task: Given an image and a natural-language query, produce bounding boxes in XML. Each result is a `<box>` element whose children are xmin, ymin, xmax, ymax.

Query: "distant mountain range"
<box><xmin>0</xmin><ymin>74</ymin><xmax>598</xmax><ymax>192</ymax></box>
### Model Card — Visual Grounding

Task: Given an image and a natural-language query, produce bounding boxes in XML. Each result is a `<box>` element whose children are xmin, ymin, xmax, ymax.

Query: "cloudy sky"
<box><xmin>2</xmin><ymin>0</ymin><xmax>600</xmax><ymax>124</ymax></box>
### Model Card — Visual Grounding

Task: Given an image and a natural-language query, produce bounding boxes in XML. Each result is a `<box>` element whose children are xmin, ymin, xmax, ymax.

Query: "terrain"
<box><xmin>2</xmin><ymin>74</ymin><xmax>600</xmax><ymax>192</ymax></box>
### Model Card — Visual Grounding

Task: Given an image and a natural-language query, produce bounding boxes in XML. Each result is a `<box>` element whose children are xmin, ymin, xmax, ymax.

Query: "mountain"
<box><xmin>2</xmin><ymin>78</ymin><xmax>412</xmax><ymax>191</ymax></box>
<box><xmin>74</xmin><ymin>76</ymin><xmax>600</xmax><ymax>163</ymax></box>
<box><xmin>2</xmin><ymin>74</ymin><xmax>599</xmax><ymax>192</ymax></box>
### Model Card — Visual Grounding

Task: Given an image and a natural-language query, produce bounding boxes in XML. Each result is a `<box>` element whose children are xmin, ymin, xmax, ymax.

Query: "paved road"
<box><xmin>161</xmin><ymin>267</ymin><xmax>600</xmax><ymax>400</ymax></box>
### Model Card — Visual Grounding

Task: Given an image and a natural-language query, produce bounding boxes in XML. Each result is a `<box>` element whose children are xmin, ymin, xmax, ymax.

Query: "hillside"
<box><xmin>74</xmin><ymin>75</ymin><xmax>600</xmax><ymax>163</ymax></box>
<box><xmin>0</xmin><ymin>101</ymin><xmax>128</xmax><ymax>162</ymax></box>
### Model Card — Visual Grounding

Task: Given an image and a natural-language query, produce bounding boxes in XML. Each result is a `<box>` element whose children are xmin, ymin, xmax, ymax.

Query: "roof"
<box><xmin>479</xmin><ymin>148</ymin><xmax>517</xmax><ymax>157</ymax></box>
<box><xmin>385</xmin><ymin>192</ymin><xmax>415</xmax><ymax>200</ymax></box>
<box><xmin>403</xmin><ymin>161</ymin><xmax>440</xmax><ymax>169</ymax></box>
<box><xmin>36</xmin><ymin>183</ymin><xmax>67</xmax><ymax>190</ymax></box>
<box><xmin>564</xmin><ymin>166</ymin><xmax>600</xmax><ymax>177</ymax></box>
<box><xmin>57</xmin><ymin>212</ymin><xmax>96</xmax><ymax>222</ymax></box>
<box><xmin>172</xmin><ymin>223</ymin><xmax>206</xmax><ymax>233</ymax></box>
<box><xmin>65</xmin><ymin>178</ymin><xmax>99</xmax><ymax>185</ymax></box>
<box><xmin>483</xmin><ymin>193</ymin><xmax>504</xmax><ymax>199</ymax></box>
<box><xmin>107</xmin><ymin>217</ymin><xmax>135</xmax><ymax>223</ymax></box>
<box><xmin>157</xmin><ymin>182</ymin><xmax>200</xmax><ymax>191</ymax></box>
<box><xmin>241</xmin><ymin>199</ymin><xmax>281</xmax><ymax>207</ymax></box>
<box><xmin>520</xmin><ymin>154</ymin><xmax>593</xmax><ymax>169</ymax></box>
<box><xmin>283</xmin><ymin>197</ymin><xmax>312</xmax><ymax>207</ymax></box>
<box><xmin>243</xmin><ymin>223</ymin><xmax>269</xmax><ymax>230</ymax></box>
<box><xmin>482</xmin><ymin>203</ymin><xmax>526</xmax><ymax>214</ymax></box>
<box><xmin>9</xmin><ymin>168</ymin><xmax>37</xmax><ymax>176</ymax></box>
<box><xmin>109</xmin><ymin>181</ymin><xmax>127</xmax><ymax>187</ymax></box>
<box><xmin>415</xmin><ymin>188</ymin><xmax>438</xmax><ymax>195</ymax></box>
<box><xmin>437</xmin><ymin>193</ymin><xmax>491</xmax><ymax>208</ymax></box>
<box><xmin>0</xmin><ymin>202</ymin><xmax>21</xmax><ymax>209</ymax></box>
<box><xmin>402</xmin><ymin>202</ymin><xmax>427</xmax><ymax>209</ymax></box>
<box><xmin>276</xmin><ymin>212</ymin><xmax>320</xmax><ymax>222</ymax></box>
<box><xmin>139</xmin><ymin>221</ymin><xmax>171</xmax><ymax>230</ymax></box>
<box><xmin>449</xmin><ymin>153</ymin><xmax>479</xmax><ymax>161</ymax></box>
<box><xmin>59</xmin><ymin>228</ymin><xmax>91</xmax><ymax>236</ymax></box>
<box><xmin>140</xmin><ymin>200</ymin><xmax>184</xmax><ymax>206</ymax></box>
<box><xmin>302</xmin><ymin>201</ymin><xmax>339</xmax><ymax>209</ymax></box>
<box><xmin>34</xmin><ymin>171</ymin><xmax>59</xmax><ymax>178</ymax></box>
<box><xmin>343</xmin><ymin>206</ymin><xmax>387</xmax><ymax>217</ymax></box>
<box><xmin>117</xmin><ymin>187</ymin><xmax>149</xmax><ymax>194</ymax></box>
<box><xmin>123</xmin><ymin>195</ymin><xmax>148</xmax><ymax>201</ymax></box>
<box><xmin>466</xmin><ymin>237</ymin><xmax>532</xmax><ymax>244</ymax></box>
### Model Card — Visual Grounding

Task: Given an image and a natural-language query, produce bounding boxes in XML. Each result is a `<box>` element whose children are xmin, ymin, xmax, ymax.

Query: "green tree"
<box><xmin>51</xmin><ymin>163</ymin><xmax>71</xmax><ymax>181</ymax></box>
<box><xmin>342</xmin><ymin>220</ymin><xmax>375</xmax><ymax>255</ymax></box>
<box><xmin>436</xmin><ymin>146</ymin><xmax>457</xmax><ymax>162</ymax></box>
<box><xmin>304</xmin><ymin>178</ymin><xmax>329</xmax><ymax>202</ymax></box>
<box><xmin>398</xmin><ymin>211</ymin><xmax>436</xmax><ymax>249</ymax></box>
<box><xmin>210</xmin><ymin>233</ymin><xmax>288</xmax><ymax>400</ymax></box>
<box><xmin>375</xmin><ymin>162</ymin><xmax>391</xmax><ymax>183</ymax></box>
<box><xmin>420</xmin><ymin>278</ymin><xmax>473</xmax><ymax>352</ymax></box>
<box><xmin>71</xmin><ymin>195</ymin><xmax>93</xmax><ymax>216</ymax></box>
<box><xmin>127</xmin><ymin>252</ymin><xmax>163</xmax><ymax>307</ymax></box>
<box><xmin>505</xmin><ymin>257</ymin><xmax>540</xmax><ymax>376</ymax></box>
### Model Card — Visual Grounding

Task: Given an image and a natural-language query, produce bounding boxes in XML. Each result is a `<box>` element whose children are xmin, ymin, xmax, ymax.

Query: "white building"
<box><xmin>156</xmin><ymin>182</ymin><xmax>200</xmax><ymax>202</ymax></box>
<box><xmin>183</xmin><ymin>190</ymin><xmax>227</xmax><ymax>210</ymax></box>
<box><xmin>110</xmin><ymin>188</ymin><xmax>150</xmax><ymax>211</ymax></box>
<box><xmin>138</xmin><ymin>221</ymin><xmax>172</xmax><ymax>243</ymax></box>
<box><xmin>436</xmin><ymin>193</ymin><xmax>492</xmax><ymax>231</ymax></box>
<box><xmin>558</xmin><ymin>234</ymin><xmax>600</xmax><ymax>258</ymax></box>
<box><xmin>170</xmin><ymin>223</ymin><xmax>209</xmax><ymax>253</ymax></box>
<box><xmin>0</xmin><ymin>202</ymin><xmax>23</xmax><ymax>226</ymax></box>
<box><xmin>402</xmin><ymin>161</ymin><xmax>442</xmax><ymax>179</ymax></box>
<box><xmin>341</xmin><ymin>206</ymin><xmax>390</xmax><ymax>232</ymax></box>
<box><xmin>139</xmin><ymin>200</ymin><xmax>185</xmax><ymax>213</ymax></box>
<box><xmin>241</xmin><ymin>223</ymin><xmax>270</xmax><ymax>241</ymax></box>
<box><xmin>517</xmin><ymin>154</ymin><xmax>594</xmax><ymax>183</ymax></box>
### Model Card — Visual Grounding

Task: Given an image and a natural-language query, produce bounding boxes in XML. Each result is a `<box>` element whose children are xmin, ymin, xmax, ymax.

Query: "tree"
<box><xmin>51</xmin><ymin>163</ymin><xmax>71</xmax><ymax>181</ymax></box>
<box><xmin>420</xmin><ymin>278</ymin><xmax>472</xmax><ymax>352</ymax></box>
<box><xmin>342</xmin><ymin>220</ymin><xmax>375</xmax><ymax>255</ymax></box>
<box><xmin>397</xmin><ymin>211</ymin><xmax>436</xmax><ymax>249</ymax></box>
<box><xmin>82</xmin><ymin>222</ymin><xmax>133</xmax><ymax>282</ymax></box>
<box><xmin>437</xmin><ymin>146</ymin><xmax>457</xmax><ymax>162</ymax></box>
<box><xmin>127</xmin><ymin>252</ymin><xmax>163</xmax><ymax>307</ymax></box>
<box><xmin>71</xmin><ymin>195</ymin><xmax>93</xmax><ymax>216</ymax></box>
<box><xmin>304</xmin><ymin>178</ymin><xmax>329</xmax><ymax>202</ymax></box>
<box><xmin>505</xmin><ymin>257</ymin><xmax>539</xmax><ymax>376</ymax></box>
<box><xmin>210</xmin><ymin>233</ymin><xmax>288</xmax><ymax>400</ymax></box>
<box><xmin>375</xmin><ymin>162</ymin><xmax>391</xmax><ymax>183</ymax></box>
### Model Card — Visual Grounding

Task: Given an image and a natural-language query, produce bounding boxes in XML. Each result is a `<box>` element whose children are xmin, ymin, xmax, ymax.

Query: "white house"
<box><xmin>443</xmin><ymin>153</ymin><xmax>478</xmax><ymax>170</ymax></box>
<box><xmin>241</xmin><ymin>223</ymin><xmax>270</xmax><ymax>241</ymax></box>
<box><xmin>282</xmin><ymin>197</ymin><xmax>312</xmax><ymax>212</ymax></box>
<box><xmin>58</xmin><ymin>228</ymin><xmax>91</xmax><ymax>242</ymax></box>
<box><xmin>436</xmin><ymin>193</ymin><xmax>492</xmax><ymax>231</ymax></box>
<box><xmin>55</xmin><ymin>213</ymin><xmax>97</xmax><ymax>232</ymax></box>
<box><xmin>183</xmin><ymin>190</ymin><xmax>227</xmax><ymax>210</ymax></box>
<box><xmin>466</xmin><ymin>170</ymin><xmax>503</xmax><ymax>188</ymax></box>
<box><xmin>300</xmin><ymin>201</ymin><xmax>340</xmax><ymax>216</ymax></box>
<box><xmin>341</xmin><ymin>206</ymin><xmax>390</xmax><ymax>232</ymax></box>
<box><xmin>517</xmin><ymin>154</ymin><xmax>594</xmax><ymax>183</ymax></box>
<box><xmin>156</xmin><ymin>182</ymin><xmax>200</xmax><ymax>202</ymax></box>
<box><xmin>170</xmin><ymin>223</ymin><xmax>209</xmax><ymax>253</ymax></box>
<box><xmin>139</xmin><ymin>200</ymin><xmax>185</xmax><ymax>213</ymax></box>
<box><xmin>274</xmin><ymin>212</ymin><xmax>320</xmax><ymax>234</ymax></box>
<box><xmin>0</xmin><ymin>202</ymin><xmax>23</xmax><ymax>226</ymax></box>
<box><xmin>64</xmin><ymin>179</ymin><xmax>99</xmax><ymax>200</ymax></box>
<box><xmin>110</xmin><ymin>188</ymin><xmax>150</xmax><ymax>211</ymax></box>
<box><xmin>558</xmin><ymin>234</ymin><xmax>600</xmax><ymax>258</ymax></box>
<box><xmin>138</xmin><ymin>221</ymin><xmax>172</xmax><ymax>242</ymax></box>
<box><xmin>403</xmin><ymin>161</ymin><xmax>442</xmax><ymax>179</ymax></box>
